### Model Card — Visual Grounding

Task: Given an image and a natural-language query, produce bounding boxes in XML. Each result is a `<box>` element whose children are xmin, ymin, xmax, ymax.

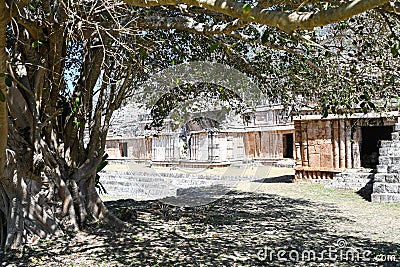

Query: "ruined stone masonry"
<box><xmin>371</xmin><ymin>123</ymin><xmax>400</xmax><ymax>203</ymax></box>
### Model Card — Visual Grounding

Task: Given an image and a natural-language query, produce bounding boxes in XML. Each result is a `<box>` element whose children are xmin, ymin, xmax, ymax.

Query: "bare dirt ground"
<box><xmin>1</xmin><ymin>167</ymin><xmax>400</xmax><ymax>267</ymax></box>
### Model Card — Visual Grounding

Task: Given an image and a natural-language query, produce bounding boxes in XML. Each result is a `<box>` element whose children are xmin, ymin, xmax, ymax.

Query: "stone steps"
<box><xmin>100</xmin><ymin>170</ymin><xmax>259</xmax><ymax>181</ymax></box>
<box><xmin>327</xmin><ymin>169</ymin><xmax>374</xmax><ymax>191</ymax></box>
<box><xmin>98</xmin><ymin>170</ymin><xmax>254</xmax><ymax>200</ymax></box>
<box><xmin>371</xmin><ymin>193</ymin><xmax>400</xmax><ymax>203</ymax></box>
<box><xmin>371</xmin><ymin>127</ymin><xmax>400</xmax><ymax>203</ymax></box>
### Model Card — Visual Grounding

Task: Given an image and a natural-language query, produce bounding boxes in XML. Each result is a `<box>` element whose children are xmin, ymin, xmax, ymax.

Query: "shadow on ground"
<box><xmin>0</xmin><ymin>190</ymin><xmax>399</xmax><ymax>266</ymax></box>
<box><xmin>356</xmin><ymin>180</ymin><xmax>374</xmax><ymax>202</ymax></box>
<box><xmin>252</xmin><ymin>174</ymin><xmax>294</xmax><ymax>183</ymax></box>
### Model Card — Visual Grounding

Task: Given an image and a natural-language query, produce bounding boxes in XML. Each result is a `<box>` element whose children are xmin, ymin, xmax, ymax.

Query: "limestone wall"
<box><xmin>105</xmin><ymin>137</ymin><xmax>152</xmax><ymax>160</ymax></box>
<box><xmin>128</xmin><ymin>138</ymin><xmax>152</xmax><ymax>160</ymax></box>
<box><xmin>293</xmin><ymin>118</ymin><xmax>386</xmax><ymax>180</ymax></box>
<box><xmin>295</xmin><ymin>119</ymin><xmax>354</xmax><ymax>180</ymax></box>
<box><xmin>152</xmin><ymin>134</ymin><xmax>180</xmax><ymax>161</ymax></box>
<box><xmin>189</xmin><ymin>131</ymin><xmax>245</xmax><ymax>162</ymax></box>
<box><xmin>243</xmin><ymin>130</ymin><xmax>294</xmax><ymax>160</ymax></box>
<box><xmin>295</xmin><ymin>115</ymin><xmax>398</xmax><ymax>182</ymax></box>
<box><xmin>372</xmin><ymin>127</ymin><xmax>400</xmax><ymax>203</ymax></box>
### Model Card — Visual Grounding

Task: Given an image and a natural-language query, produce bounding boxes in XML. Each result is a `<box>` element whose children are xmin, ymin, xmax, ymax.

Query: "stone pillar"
<box><xmin>332</xmin><ymin>120</ymin><xmax>340</xmax><ymax>169</ymax></box>
<box><xmin>352</xmin><ymin>127</ymin><xmax>361</xmax><ymax>168</ymax></box>
<box><xmin>295</xmin><ymin>121</ymin><xmax>302</xmax><ymax>167</ymax></box>
<box><xmin>345</xmin><ymin>120</ymin><xmax>352</xmax><ymax>168</ymax></box>
<box><xmin>339</xmin><ymin>120</ymin><xmax>346</xmax><ymax>168</ymax></box>
<box><xmin>301</xmin><ymin>122</ymin><xmax>309</xmax><ymax>167</ymax></box>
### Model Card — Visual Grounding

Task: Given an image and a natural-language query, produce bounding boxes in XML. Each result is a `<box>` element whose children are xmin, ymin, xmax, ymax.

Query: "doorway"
<box><xmin>361</xmin><ymin>126</ymin><xmax>393</xmax><ymax>168</ymax></box>
<box><xmin>283</xmin><ymin>133</ymin><xmax>294</xmax><ymax>158</ymax></box>
<box><xmin>119</xmin><ymin>142</ymin><xmax>128</xmax><ymax>157</ymax></box>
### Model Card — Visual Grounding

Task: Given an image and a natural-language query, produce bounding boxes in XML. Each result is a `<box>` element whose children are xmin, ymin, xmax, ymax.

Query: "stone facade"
<box><xmin>294</xmin><ymin>112</ymin><xmax>398</xmax><ymax>182</ymax></box>
<box><xmin>188</xmin><ymin>131</ymin><xmax>245</xmax><ymax>162</ymax></box>
<box><xmin>371</xmin><ymin>124</ymin><xmax>400</xmax><ymax>203</ymax></box>
<box><xmin>106</xmin><ymin>104</ymin><xmax>296</xmax><ymax>165</ymax></box>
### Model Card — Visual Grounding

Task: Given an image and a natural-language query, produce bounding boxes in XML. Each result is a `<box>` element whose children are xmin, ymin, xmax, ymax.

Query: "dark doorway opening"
<box><xmin>283</xmin><ymin>133</ymin><xmax>294</xmax><ymax>158</ymax></box>
<box><xmin>120</xmin><ymin>142</ymin><xmax>128</xmax><ymax>157</ymax></box>
<box><xmin>361</xmin><ymin>126</ymin><xmax>393</xmax><ymax>168</ymax></box>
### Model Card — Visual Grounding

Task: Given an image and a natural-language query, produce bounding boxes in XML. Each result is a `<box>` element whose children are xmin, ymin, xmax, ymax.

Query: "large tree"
<box><xmin>0</xmin><ymin>0</ymin><xmax>399</xmax><ymax>248</ymax></box>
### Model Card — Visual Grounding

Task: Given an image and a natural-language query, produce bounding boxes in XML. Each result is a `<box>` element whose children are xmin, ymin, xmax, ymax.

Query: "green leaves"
<box><xmin>31</xmin><ymin>40</ymin><xmax>44</xmax><ymax>48</ymax></box>
<box><xmin>139</xmin><ymin>47</ymin><xmax>147</xmax><ymax>60</ymax></box>
<box><xmin>242</xmin><ymin>4</ymin><xmax>251</xmax><ymax>14</ymax></box>
<box><xmin>73</xmin><ymin>118</ymin><xmax>82</xmax><ymax>130</ymax></box>
<box><xmin>391</xmin><ymin>42</ymin><xmax>399</xmax><ymax>57</ymax></box>
<box><xmin>5</xmin><ymin>75</ymin><xmax>13</xmax><ymax>87</ymax></box>
<box><xmin>73</xmin><ymin>97</ymin><xmax>80</xmax><ymax>112</ymax></box>
<box><xmin>209</xmin><ymin>43</ymin><xmax>219</xmax><ymax>53</ymax></box>
<box><xmin>27</xmin><ymin>4</ymin><xmax>36</xmax><ymax>11</ymax></box>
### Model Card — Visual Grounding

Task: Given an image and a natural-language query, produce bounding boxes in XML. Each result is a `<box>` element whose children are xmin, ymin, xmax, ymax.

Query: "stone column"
<box><xmin>295</xmin><ymin>121</ymin><xmax>302</xmax><ymax>167</ymax></box>
<box><xmin>345</xmin><ymin>120</ymin><xmax>352</xmax><ymax>168</ymax></box>
<box><xmin>301</xmin><ymin>122</ymin><xmax>309</xmax><ymax>167</ymax></box>
<box><xmin>339</xmin><ymin>120</ymin><xmax>346</xmax><ymax>168</ymax></box>
<box><xmin>352</xmin><ymin>127</ymin><xmax>361</xmax><ymax>168</ymax></box>
<box><xmin>332</xmin><ymin>120</ymin><xmax>340</xmax><ymax>169</ymax></box>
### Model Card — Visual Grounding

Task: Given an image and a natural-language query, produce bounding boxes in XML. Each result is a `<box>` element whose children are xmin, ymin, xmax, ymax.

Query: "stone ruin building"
<box><xmin>105</xmin><ymin>102</ymin><xmax>400</xmax><ymax>203</ymax></box>
<box><xmin>105</xmin><ymin>104</ymin><xmax>295</xmax><ymax>167</ymax></box>
<box><xmin>294</xmin><ymin>110</ymin><xmax>400</xmax><ymax>203</ymax></box>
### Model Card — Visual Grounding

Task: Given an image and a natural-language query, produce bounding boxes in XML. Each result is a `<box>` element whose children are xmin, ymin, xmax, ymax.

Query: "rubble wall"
<box><xmin>371</xmin><ymin>125</ymin><xmax>400</xmax><ymax>203</ymax></box>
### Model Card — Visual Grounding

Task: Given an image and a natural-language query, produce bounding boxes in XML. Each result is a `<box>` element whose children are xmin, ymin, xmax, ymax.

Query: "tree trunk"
<box><xmin>0</xmin><ymin>0</ymin><xmax>9</xmax><ymax>247</ymax></box>
<box><xmin>0</xmin><ymin>0</ymin><xmax>7</xmax><ymax>176</ymax></box>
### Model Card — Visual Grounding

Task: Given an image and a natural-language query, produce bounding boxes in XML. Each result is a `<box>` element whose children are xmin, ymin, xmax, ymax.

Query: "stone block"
<box><xmin>379</xmin><ymin>156</ymin><xmax>390</xmax><ymax>165</ymax></box>
<box><xmin>321</xmin><ymin>155</ymin><xmax>333</xmax><ymax>168</ymax></box>
<box><xmin>380</xmin><ymin>140</ymin><xmax>390</xmax><ymax>146</ymax></box>
<box><xmin>395</xmin><ymin>123</ymin><xmax>400</xmax><ymax>132</ymax></box>
<box><xmin>371</xmin><ymin>194</ymin><xmax>381</xmax><ymax>202</ymax></box>
<box><xmin>388</xmin><ymin>165</ymin><xmax>400</xmax><ymax>173</ymax></box>
<box><xmin>374</xmin><ymin>174</ymin><xmax>386</xmax><ymax>182</ymax></box>
<box><xmin>379</xmin><ymin>148</ymin><xmax>388</xmax><ymax>156</ymax></box>
<box><xmin>393</xmin><ymin>157</ymin><xmax>400</xmax><ymax>164</ymax></box>
<box><xmin>376</xmin><ymin>165</ymin><xmax>388</xmax><ymax>173</ymax></box>
<box><xmin>380</xmin><ymin>194</ymin><xmax>392</xmax><ymax>202</ymax></box>
<box><xmin>308</xmin><ymin>153</ymin><xmax>321</xmax><ymax>166</ymax></box>
<box><xmin>385</xmin><ymin>184</ymin><xmax>400</xmax><ymax>193</ymax></box>
<box><xmin>386</xmin><ymin>174</ymin><xmax>400</xmax><ymax>183</ymax></box>
<box><xmin>308</xmin><ymin>145</ymin><xmax>318</xmax><ymax>153</ymax></box>
<box><xmin>392</xmin><ymin>132</ymin><xmax>400</xmax><ymax>141</ymax></box>
<box><xmin>373</xmin><ymin>182</ymin><xmax>386</xmax><ymax>193</ymax></box>
<box><xmin>392</xmin><ymin>141</ymin><xmax>400</xmax><ymax>148</ymax></box>
<box><xmin>392</xmin><ymin>194</ymin><xmax>400</xmax><ymax>202</ymax></box>
<box><xmin>372</xmin><ymin>193</ymin><xmax>400</xmax><ymax>203</ymax></box>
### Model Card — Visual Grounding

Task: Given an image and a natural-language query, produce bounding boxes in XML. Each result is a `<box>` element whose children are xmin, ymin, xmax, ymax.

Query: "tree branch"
<box><xmin>123</xmin><ymin>0</ymin><xmax>390</xmax><ymax>33</ymax></box>
<box><xmin>133</xmin><ymin>16</ymin><xmax>247</xmax><ymax>34</ymax></box>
